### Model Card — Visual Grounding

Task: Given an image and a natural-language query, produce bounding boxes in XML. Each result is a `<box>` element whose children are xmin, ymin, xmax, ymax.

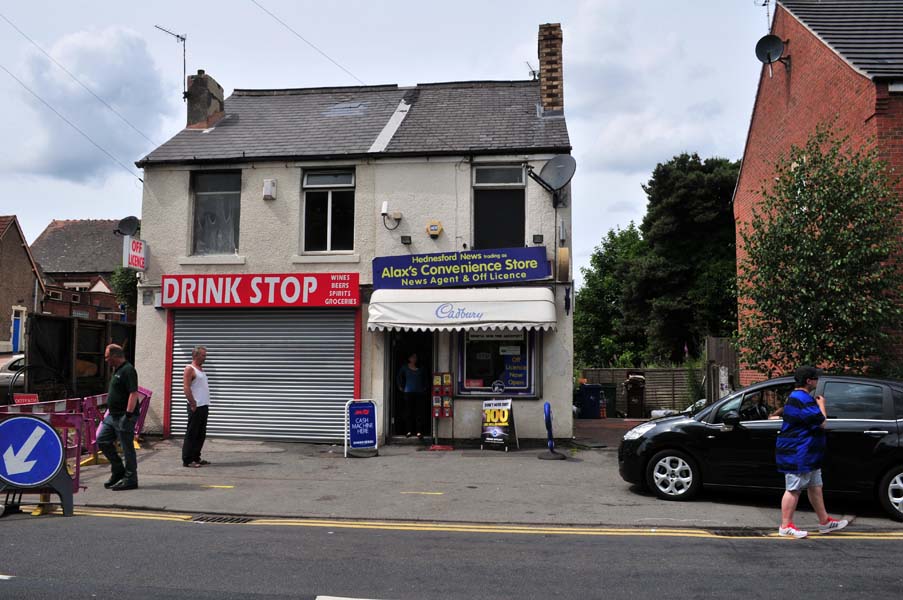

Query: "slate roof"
<box><xmin>0</xmin><ymin>215</ymin><xmax>46</xmax><ymax>293</ymax></box>
<box><xmin>30</xmin><ymin>220</ymin><xmax>124</xmax><ymax>274</ymax></box>
<box><xmin>779</xmin><ymin>1</ymin><xmax>903</xmax><ymax>79</ymax></box>
<box><xmin>137</xmin><ymin>80</ymin><xmax>570</xmax><ymax>166</ymax></box>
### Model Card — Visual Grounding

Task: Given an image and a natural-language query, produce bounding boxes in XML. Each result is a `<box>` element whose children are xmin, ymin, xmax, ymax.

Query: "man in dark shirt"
<box><xmin>97</xmin><ymin>344</ymin><xmax>140</xmax><ymax>491</ymax></box>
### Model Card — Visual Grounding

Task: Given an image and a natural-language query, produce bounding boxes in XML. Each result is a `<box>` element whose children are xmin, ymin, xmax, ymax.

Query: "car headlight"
<box><xmin>623</xmin><ymin>422</ymin><xmax>656</xmax><ymax>441</ymax></box>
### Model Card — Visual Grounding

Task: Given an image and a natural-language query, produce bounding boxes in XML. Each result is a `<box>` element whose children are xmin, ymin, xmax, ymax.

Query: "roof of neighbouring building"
<box><xmin>0</xmin><ymin>215</ymin><xmax>14</xmax><ymax>239</ymax></box>
<box><xmin>137</xmin><ymin>80</ymin><xmax>571</xmax><ymax>166</ymax></box>
<box><xmin>30</xmin><ymin>219</ymin><xmax>124</xmax><ymax>274</ymax></box>
<box><xmin>779</xmin><ymin>0</ymin><xmax>903</xmax><ymax>79</ymax></box>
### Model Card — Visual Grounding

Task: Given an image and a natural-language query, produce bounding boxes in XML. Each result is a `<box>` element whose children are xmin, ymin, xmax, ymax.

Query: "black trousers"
<box><xmin>400</xmin><ymin>392</ymin><xmax>429</xmax><ymax>436</ymax></box>
<box><xmin>182</xmin><ymin>405</ymin><xmax>209</xmax><ymax>465</ymax></box>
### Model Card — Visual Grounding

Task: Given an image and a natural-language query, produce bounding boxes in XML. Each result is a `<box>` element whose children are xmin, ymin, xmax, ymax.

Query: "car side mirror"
<box><xmin>722</xmin><ymin>410</ymin><xmax>741</xmax><ymax>426</ymax></box>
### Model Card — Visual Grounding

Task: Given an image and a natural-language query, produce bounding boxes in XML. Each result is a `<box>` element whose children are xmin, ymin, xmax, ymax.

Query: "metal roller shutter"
<box><xmin>170</xmin><ymin>308</ymin><xmax>356</xmax><ymax>441</ymax></box>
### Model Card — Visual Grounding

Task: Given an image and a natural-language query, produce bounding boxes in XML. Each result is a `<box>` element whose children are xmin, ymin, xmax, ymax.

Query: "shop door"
<box><xmin>170</xmin><ymin>308</ymin><xmax>356</xmax><ymax>441</ymax></box>
<box><xmin>389</xmin><ymin>330</ymin><xmax>433</xmax><ymax>438</ymax></box>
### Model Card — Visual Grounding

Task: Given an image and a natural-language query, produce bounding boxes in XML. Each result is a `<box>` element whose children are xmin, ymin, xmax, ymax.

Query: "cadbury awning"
<box><xmin>367</xmin><ymin>287</ymin><xmax>556</xmax><ymax>332</ymax></box>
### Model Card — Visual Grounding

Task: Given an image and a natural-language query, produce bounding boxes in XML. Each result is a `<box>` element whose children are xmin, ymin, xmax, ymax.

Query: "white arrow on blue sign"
<box><xmin>0</xmin><ymin>416</ymin><xmax>65</xmax><ymax>487</ymax></box>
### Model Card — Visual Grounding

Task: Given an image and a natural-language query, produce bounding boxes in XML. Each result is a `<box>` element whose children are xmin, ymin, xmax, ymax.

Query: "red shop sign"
<box><xmin>161</xmin><ymin>273</ymin><xmax>359</xmax><ymax>308</ymax></box>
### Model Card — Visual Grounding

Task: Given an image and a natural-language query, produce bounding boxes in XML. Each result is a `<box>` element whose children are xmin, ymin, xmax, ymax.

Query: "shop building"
<box><xmin>134</xmin><ymin>23</ymin><xmax>574</xmax><ymax>443</ymax></box>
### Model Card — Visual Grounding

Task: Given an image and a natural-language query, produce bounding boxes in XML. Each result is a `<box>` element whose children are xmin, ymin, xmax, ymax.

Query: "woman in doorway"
<box><xmin>397</xmin><ymin>352</ymin><xmax>428</xmax><ymax>439</ymax></box>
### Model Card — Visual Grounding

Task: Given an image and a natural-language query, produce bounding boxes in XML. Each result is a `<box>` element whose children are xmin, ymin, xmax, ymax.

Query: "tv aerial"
<box><xmin>155</xmin><ymin>25</ymin><xmax>188</xmax><ymax>101</ymax></box>
<box><xmin>114</xmin><ymin>216</ymin><xmax>140</xmax><ymax>237</ymax></box>
<box><xmin>526</xmin><ymin>155</ymin><xmax>577</xmax><ymax>208</ymax></box>
<box><xmin>755</xmin><ymin>34</ymin><xmax>790</xmax><ymax>78</ymax></box>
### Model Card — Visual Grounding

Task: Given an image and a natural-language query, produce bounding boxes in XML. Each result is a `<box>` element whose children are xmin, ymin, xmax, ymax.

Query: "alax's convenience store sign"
<box><xmin>161</xmin><ymin>273</ymin><xmax>359</xmax><ymax>308</ymax></box>
<box><xmin>373</xmin><ymin>247</ymin><xmax>550</xmax><ymax>290</ymax></box>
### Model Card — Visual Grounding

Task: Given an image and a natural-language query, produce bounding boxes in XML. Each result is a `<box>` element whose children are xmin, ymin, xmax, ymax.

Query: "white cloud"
<box><xmin>6</xmin><ymin>27</ymin><xmax>171</xmax><ymax>182</ymax></box>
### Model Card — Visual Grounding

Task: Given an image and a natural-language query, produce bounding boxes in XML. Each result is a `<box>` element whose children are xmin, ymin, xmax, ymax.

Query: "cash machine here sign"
<box><xmin>161</xmin><ymin>273</ymin><xmax>360</xmax><ymax>308</ymax></box>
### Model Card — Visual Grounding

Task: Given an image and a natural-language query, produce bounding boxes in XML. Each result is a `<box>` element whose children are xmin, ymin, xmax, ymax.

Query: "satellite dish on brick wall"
<box><xmin>115</xmin><ymin>216</ymin><xmax>140</xmax><ymax>236</ymax></box>
<box><xmin>755</xmin><ymin>34</ymin><xmax>790</xmax><ymax>78</ymax></box>
<box><xmin>527</xmin><ymin>155</ymin><xmax>576</xmax><ymax>207</ymax></box>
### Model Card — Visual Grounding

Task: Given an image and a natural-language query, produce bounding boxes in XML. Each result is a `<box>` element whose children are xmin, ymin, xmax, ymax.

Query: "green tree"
<box><xmin>110</xmin><ymin>266</ymin><xmax>138</xmax><ymax>311</ymax></box>
<box><xmin>737</xmin><ymin>125</ymin><xmax>903</xmax><ymax>375</ymax></box>
<box><xmin>624</xmin><ymin>153</ymin><xmax>739</xmax><ymax>363</ymax></box>
<box><xmin>574</xmin><ymin>224</ymin><xmax>646</xmax><ymax>367</ymax></box>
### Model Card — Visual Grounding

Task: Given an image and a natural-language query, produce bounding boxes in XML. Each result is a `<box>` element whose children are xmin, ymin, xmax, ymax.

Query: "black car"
<box><xmin>618</xmin><ymin>375</ymin><xmax>903</xmax><ymax>521</ymax></box>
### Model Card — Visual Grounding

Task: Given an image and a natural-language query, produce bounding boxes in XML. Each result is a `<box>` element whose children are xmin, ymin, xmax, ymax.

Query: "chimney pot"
<box><xmin>186</xmin><ymin>69</ymin><xmax>225</xmax><ymax>129</ymax></box>
<box><xmin>538</xmin><ymin>23</ymin><xmax>564</xmax><ymax>115</ymax></box>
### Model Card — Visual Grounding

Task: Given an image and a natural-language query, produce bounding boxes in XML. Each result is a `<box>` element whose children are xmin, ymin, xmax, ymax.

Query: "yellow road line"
<box><xmin>202</xmin><ymin>485</ymin><xmax>235</xmax><ymax>489</ymax></box>
<box><xmin>21</xmin><ymin>506</ymin><xmax>903</xmax><ymax>540</ymax></box>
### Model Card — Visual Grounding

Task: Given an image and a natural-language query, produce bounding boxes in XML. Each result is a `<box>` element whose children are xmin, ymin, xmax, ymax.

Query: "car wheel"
<box><xmin>878</xmin><ymin>465</ymin><xmax>903</xmax><ymax>522</ymax></box>
<box><xmin>645</xmin><ymin>449</ymin><xmax>701</xmax><ymax>501</ymax></box>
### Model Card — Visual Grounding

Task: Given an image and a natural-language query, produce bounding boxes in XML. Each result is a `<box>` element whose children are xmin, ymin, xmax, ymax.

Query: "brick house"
<box><xmin>734</xmin><ymin>0</ymin><xmax>903</xmax><ymax>385</ymax></box>
<box><xmin>134</xmin><ymin>24</ymin><xmax>574</xmax><ymax>443</ymax></box>
<box><xmin>30</xmin><ymin>219</ymin><xmax>132</xmax><ymax>322</ymax></box>
<box><xmin>0</xmin><ymin>215</ymin><xmax>44</xmax><ymax>353</ymax></box>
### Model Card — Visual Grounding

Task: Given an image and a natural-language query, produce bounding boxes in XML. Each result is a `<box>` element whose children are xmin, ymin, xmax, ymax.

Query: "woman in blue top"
<box><xmin>397</xmin><ymin>352</ymin><xmax>428</xmax><ymax>439</ymax></box>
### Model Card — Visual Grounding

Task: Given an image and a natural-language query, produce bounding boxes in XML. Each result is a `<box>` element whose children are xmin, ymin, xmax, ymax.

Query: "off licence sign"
<box><xmin>161</xmin><ymin>273</ymin><xmax>360</xmax><ymax>308</ymax></box>
<box><xmin>123</xmin><ymin>236</ymin><xmax>147</xmax><ymax>271</ymax></box>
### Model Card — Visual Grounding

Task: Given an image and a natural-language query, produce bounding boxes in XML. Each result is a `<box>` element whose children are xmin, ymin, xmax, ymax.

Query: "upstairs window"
<box><xmin>303</xmin><ymin>170</ymin><xmax>355</xmax><ymax>252</ymax></box>
<box><xmin>473</xmin><ymin>166</ymin><xmax>525</xmax><ymax>250</ymax></box>
<box><xmin>192</xmin><ymin>172</ymin><xmax>241</xmax><ymax>255</ymax></box>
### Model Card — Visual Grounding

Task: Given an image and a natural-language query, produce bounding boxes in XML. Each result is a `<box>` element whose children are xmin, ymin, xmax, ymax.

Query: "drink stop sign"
<box><xmin>0</xmin><ymin>416</ymin><xmax>65</xmax><ymax>487</ymax></box>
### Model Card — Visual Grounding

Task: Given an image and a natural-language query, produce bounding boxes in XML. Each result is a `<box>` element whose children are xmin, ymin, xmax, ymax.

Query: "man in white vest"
<box><xmin>182</xmin><ymin>345</ymin><xmax>210</xmax><ymax>468</ymax></box>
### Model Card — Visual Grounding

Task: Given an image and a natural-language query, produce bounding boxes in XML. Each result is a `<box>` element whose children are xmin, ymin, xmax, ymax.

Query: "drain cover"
<box><xmin>192</xmin><ymin>514</ymin><xmax>253</xmax><ymax>524</ymax></box>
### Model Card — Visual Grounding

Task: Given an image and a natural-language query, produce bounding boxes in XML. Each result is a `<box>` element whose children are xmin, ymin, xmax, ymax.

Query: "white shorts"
<box><xmin>785</xmin><ymin>469</ymin><xmax>823</xmax><ymax>491</ymax></box>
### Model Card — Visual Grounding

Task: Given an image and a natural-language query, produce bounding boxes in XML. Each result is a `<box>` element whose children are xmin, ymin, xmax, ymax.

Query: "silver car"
<box><xmin>0</xmin><ymin>354</ymin><xmax>25</xmax><ymax>405</ymax></box>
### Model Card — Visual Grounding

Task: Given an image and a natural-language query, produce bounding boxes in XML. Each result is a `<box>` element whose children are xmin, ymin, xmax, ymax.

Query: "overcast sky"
<box><xmin>0</xmin><ymin>1</ymin><xmax>769</xmax><ymax>286</ymax></box>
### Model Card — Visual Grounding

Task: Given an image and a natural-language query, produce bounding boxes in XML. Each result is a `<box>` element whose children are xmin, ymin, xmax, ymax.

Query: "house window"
<box><xmin>192</xmin><ymin>172</ymin><xmax>241</xmax><ymax>255</ymax></box>
<box><xmin>458</xmin><ymin>330</ymin><xmax>535</xmax><ymax>396</ymax></box>
<box><xmin>48</xmin><ymin>291</ymin><xmax>62</xmax><ymax>300</ymax></box>
<box><xmin>473</xmin><ymin>166</ymin><xmax>525</xmax><ymax>250</ymax></box>
<box><xmin>302</xmin><ymin>171</ymin><xmax>355</xmax><ymax>252</ymax></box>
<box><xmin>70</xmin><ymin>294</ymin><xmax>81</xmax><ymax>303</ymax></box>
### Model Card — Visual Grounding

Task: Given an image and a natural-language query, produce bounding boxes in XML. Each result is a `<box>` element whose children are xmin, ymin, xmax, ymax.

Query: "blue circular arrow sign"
<box><xmin>0</xmin><ymin>416</ymin><xmax>64</xmax><ymax>487</ymax></box>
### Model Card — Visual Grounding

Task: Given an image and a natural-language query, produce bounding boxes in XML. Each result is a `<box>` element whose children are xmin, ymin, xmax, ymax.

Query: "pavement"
<box><xmin>64</xmin><ymin>418</ymin><xmax>903</xmax><ymax>532</ymax></box>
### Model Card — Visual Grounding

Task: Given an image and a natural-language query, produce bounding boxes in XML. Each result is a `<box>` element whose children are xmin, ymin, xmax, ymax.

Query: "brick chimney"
<box><xmin>186</xmin><ymin>69</ymin><xmax>225</xmax><ymax>129</ymax></box>
<box><xmin>538</xmin><ymin>23</ymin><xmax>564</xmax><ymax>115</ymax></box>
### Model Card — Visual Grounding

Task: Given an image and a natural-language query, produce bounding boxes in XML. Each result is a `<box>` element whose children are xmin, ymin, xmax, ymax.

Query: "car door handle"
<box><xmin>864</xmin><ymin>430</ymin><xmax>889</xmax><ymax>436</ymax></box>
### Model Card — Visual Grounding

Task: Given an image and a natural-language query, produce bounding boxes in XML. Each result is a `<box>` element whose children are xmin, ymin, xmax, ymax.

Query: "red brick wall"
<box><xmin>0</xmin><ymin>223</ymin><xmax>38</xmax><ymax>347</ymax></box>
<box><xmin>735</xmin><ymin>7</ymin><xmax>880</xmax><ymax>385</ymax></box>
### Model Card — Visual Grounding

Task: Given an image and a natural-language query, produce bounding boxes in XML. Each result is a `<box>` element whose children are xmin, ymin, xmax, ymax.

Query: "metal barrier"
<box><xmin>0</xmin><ymin>387</ymin><xmax>154</xmax><ymax>517</ymax></box>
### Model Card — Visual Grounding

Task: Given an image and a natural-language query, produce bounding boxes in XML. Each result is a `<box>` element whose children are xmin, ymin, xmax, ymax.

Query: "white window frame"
<box><xmin>472</xmin><ymin>165</ymin><xmax>525</xmax><ymax>188</ymax></box>
<box><xmin>48</xmin><ymin>290</ymin><xmax>62</xmax><ymax>301</ymax></box>
<box><xmin>302</xmin><ymin>170</ymin><xmax>355</xmax><ymax>254</ymax></box>
<box><xmin>70</xmin><ymin>293</ymin><xmax>81</xmax><ymax>304</ymax></box>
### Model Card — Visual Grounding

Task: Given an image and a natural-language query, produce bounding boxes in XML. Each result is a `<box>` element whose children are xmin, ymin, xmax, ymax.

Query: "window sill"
<box><xmin>291</xmin><ymin>254</ymin><xmax>360</xmax><ymax>264</ymax></box>
<box><xmin>178</xmin><ymin>255</ymin><xmax>247</xmax><ymax>265</ymax></box>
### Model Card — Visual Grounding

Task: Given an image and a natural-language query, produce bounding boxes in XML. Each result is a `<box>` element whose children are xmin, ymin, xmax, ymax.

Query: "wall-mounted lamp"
<box><xmin>263</xmin><ymin>178</ymin><xmax>276</xmax><ymax>201</ymax></box>
<box><xmin>400</xmin><ymin>235</ymin><xmax>412</xmax><ymax>245</ymax></box>
<box><xmin>532</xmin><ymin>234</ymin><xmax>544</xmax><ymax>244</ymax></box>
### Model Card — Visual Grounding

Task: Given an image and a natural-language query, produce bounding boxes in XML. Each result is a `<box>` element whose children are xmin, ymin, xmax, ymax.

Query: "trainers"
<box><xmin>818</xmin><ymin>517</ymin><xmax>848</xmax><ymax>534</ymax></box>
<box><xmin>778</xmin><ymin>523</ymin><xmax>808</xmax><ymax>538</ymax></box>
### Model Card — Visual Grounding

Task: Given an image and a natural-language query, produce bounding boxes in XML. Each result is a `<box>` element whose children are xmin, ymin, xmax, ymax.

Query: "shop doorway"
<box><xmin>389</xmin><ymin>330</ymin><xmax>433</xmax><ymax>439</ymax></box>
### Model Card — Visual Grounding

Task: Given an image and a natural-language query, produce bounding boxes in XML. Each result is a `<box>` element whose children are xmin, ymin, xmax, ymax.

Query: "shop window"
<box><xmin>302</xmin><ymin>170</ymin><xmax>355</xmax><ymax>252</ymax></box>
<box><xmin>458</xmin><ymin>330</ymin><xmax>535</xmax><ymax>395</ymax></box>
<box><xmin>472</xmin><ymin>166</ymin><xmax>524</xmax><ymax>250</ymax></box>
<box><xmin>192</xmin><ymin>172</ymin><xmax>241</xmax><ymax>255</ymax></box>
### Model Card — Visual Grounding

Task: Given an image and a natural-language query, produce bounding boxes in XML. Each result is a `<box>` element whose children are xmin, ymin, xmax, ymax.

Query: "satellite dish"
<box><xmin>538</xmin><ymin>155</ymin><xmax>577</xmax><ymax>191</ymax></box>
<box><xmin>755</xmin><ymin>35</ymin><xmax>785</xmax><ymax>64</ymax></box>
<box><xmin>115</xmin><ymin>216</ymin><xmax>140</xmax><ymax>236</ymax></box>
<box><xmin>755</xmin><ymin>35</ymin><xmax>790</xmax><ymax>78</ymax></box>
<box><xmin>527</xmin><ymin>155</ymin><xmax>577</xmax><ymax>208</ymax></box>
